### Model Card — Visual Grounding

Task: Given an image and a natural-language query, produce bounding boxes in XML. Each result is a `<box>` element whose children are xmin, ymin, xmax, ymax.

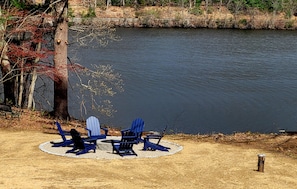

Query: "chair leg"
<box><xmin>66</xmin><ymin>147</ymin><xmax>78</xmax><ymax>154</ymax></box>
<box><xmin>75</xmin><ymin>146</ymin><xmax>96</xmax><ymax>155</ymax></box>
<box><xmin>51</xmin><ymin>140</ymin><xmax>73</xmax><ymax>147</ymax></box>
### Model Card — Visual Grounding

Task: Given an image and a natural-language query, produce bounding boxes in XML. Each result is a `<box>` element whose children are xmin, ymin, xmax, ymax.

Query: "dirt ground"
<box><xmin>1</xmin><ymin>109</ymin><xmax>297</xmax><ymax>188</ymax></box>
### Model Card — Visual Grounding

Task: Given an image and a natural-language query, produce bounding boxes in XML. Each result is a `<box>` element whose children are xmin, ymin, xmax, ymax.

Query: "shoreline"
<box><xmin>2</xmin><ymin>108</ymin><xmax>297</xmax><ymax>159</ymax></box>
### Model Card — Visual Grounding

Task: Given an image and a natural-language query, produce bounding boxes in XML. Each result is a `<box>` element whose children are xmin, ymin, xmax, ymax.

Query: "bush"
<box><xmin>189</xmin><ymin>7</ymin><xmax>202</xmax><ymax>16</ymax></box>
<box><xmin>82</xmin><ymin>7</ymin><xmax>96</xmax><ymax>18</ymax></box>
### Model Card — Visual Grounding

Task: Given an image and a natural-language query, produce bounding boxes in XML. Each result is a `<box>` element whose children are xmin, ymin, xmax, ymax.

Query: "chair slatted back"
<box><xmin>86</xmin><ymin>116</ymin><xmax>101</xmax><ymax>137</ymax></box>
<box><xmin>119</xmin><ymin>131</ymin><xmax>137</xmax><ymax>151</ymax></box>
<box><xmin>55</xmin><ymin>121</ymin><xmax>67</xmax><ymax>142</ymax></box>
<box><xmin>130</xmin><ymin>118</ymin><xmax>145</xmax><ymax>142</ymax></box>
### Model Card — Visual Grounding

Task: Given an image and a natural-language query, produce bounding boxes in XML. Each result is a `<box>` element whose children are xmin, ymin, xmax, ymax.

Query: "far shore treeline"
<box><xmin>68</xmin><ymin>0</ymin><xmax>297</xmax><ymax>29</ymax></box>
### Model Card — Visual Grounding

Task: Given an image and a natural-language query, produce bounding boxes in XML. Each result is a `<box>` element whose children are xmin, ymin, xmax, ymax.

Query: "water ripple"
<box><xmin>70</xmin><ymin>28</ymin><xmax>297</xmax><ymax>134</ymax></box>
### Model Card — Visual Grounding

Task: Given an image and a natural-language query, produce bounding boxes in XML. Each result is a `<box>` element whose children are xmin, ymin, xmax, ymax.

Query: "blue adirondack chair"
<box><xmin>66</xmin><ymin>129</ymin><xmax>97</xmax><ymax>155</ymax></box>
<box><xmin>51</xmin><ymin>121</ymin><xmax>73</xmax><ymax>147</ymax></box>
<box><xmin>112</xmin><ymin>131</ymin><xmax>138</xmax><ymax>157</ymax></box>
<box><xmin>121</xmin><ymin>118</ymin><xmax>145</xmax><ymax>143</ymax></box>
<box><xmin>86</xmin><ymin>116</ymin><xmax>108</xmax><ymax>140</ymax></box>
<box><xmin>143</xmin><ymin>126</ymin><xmax>170</xmax><ymax>151</ymax></box>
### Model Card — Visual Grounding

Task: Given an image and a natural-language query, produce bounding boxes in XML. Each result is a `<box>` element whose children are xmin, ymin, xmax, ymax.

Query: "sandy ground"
<box><xmin>1</xmin><ymin>129</ymin><xmax>297</xmax><ymax>189</ymax></box>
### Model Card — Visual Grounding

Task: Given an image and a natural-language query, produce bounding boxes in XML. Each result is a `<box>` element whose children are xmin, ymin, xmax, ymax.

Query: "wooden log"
<box><xmin>257</xmin><ymin>154</ymin><xmax>266</xmax><ymax>172</ymax></box>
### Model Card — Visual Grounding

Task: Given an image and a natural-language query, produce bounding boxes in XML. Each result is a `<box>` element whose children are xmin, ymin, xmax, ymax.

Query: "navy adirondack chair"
<box><xmin>86</xmin><ymin>116</ymin><xmax>108</xmax><ymax>140</ymax></box>
<box><xmin>121</xmin><ymin>118</ymin><xmax>145</xmax><ymax>143</ymax></box>
<box><xmin>112</xmin><ymin>131</ymin><xmax>138</xmax><ymax>157</ymax></box>
<box><xmin>143</xmin><ymin>126</ymin><xmax>170</xmax><ymax>151</ymax></box>
<box><xmin>51</xmin><ymin>121</ymin><xmax>73</xmax><ymax>147</ymax></box>
<box><xmin>66</xmin><ymin>129</ymin><xmax>97</xmax><ymax>155</ymax></box>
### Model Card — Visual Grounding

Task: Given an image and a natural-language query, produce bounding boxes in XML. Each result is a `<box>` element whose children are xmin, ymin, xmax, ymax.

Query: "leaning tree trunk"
<box><xmin>53</xmin><ymin>0</ymin><xmax>70</xmax><ymax>119</ymax></box>
<box><xmin>27</xmin><ymin>42</ymin><xmax>41</xmax><ymax>110</ymax></box>
<box><xmin>28</xmin><ymin>12</ymin><xmax>47</xmax><ymax>110</ymax></box>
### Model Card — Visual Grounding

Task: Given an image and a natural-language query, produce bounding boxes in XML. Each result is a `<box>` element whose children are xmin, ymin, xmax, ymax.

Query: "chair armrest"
<box><xmin>83</xmin><ymin>137</ymin><xmax>97</xmax><ymax>144</ymax></box>
<box><xmin>122</xmin><ymin>135</ymin><xmax>138</xmax><ymax>140</ymax></box>
<box><xmin>120</xmin><ymin>128</ymin><xmax>130</xmax><ymax>136</ymax></box>
<box><xmin>101</xmin><ymin>127</ymin><xmax>109</xmax><ymax>135</ymax></box>
<box><xmin>145</xmin><ymin>134</ymin><xmax>162</xmax><ymax>139</ymax></box>
<box><xmin>120</xmin><ymin>128</ymin><xmax>130</xmax><ymax>132</ymax></box>
<box><xmin>63</xmin><ymin>130</ymin><xmax>71</xmax><ymax>136</ymax></box>
<box><xmin>85</xmin><ymin>128</ymin><xmax>92</xmax><ymax>136</ymax></box>
<box><xmin>111</xmin><ymin>139</ymin><xmax>121</xmax><ymax>147</ymax></box>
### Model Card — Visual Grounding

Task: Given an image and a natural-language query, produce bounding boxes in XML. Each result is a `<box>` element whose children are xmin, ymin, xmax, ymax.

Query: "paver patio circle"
<box><xmin>39</xmin><ymin>136</ymin><xmax>183</xmax><ymax>159</ymax></box>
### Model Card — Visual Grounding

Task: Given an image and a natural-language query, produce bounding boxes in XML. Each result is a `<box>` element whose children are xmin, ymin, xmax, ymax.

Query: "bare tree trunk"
<box><xmin>106</xmin><ymin>0</ymin><xmax>111</xmax><ymax>9</ymax></box>
<box><xmin>53</xmin><ymin>0</ymin><xmax>70</xmax><ymax>119</ymax></box>
<box><xmin>219</xmin><ymin>0</ymin><xmax>222</xmax><ymax>15</ymax></box>
<box><xmin>27</xmin><ymin>42</ymin><xmax>41</xmax><ymax>110</ymax></box>
<box><xmin>27</xmin><ymin>67</ymin><xmax>37</xmax><ymax>109</ymax></box>
<box><xmin>121</xmin><ymin>0</ymin><xmax>125</xmax><ymax>6</ymax></box>
<box><xmin>204</xmin><ymin>0</ymin><xmax>209</xmax><ymax>26</ymax></box>
<box><xmin>0</xmin><ymin>8</ymin><xmax>16</xmax><ymax>105</ymax></box>
<box><xmin>17</xmin><ymin>58</ymin><xmax>24</xmax><ymax>107</ymax></box>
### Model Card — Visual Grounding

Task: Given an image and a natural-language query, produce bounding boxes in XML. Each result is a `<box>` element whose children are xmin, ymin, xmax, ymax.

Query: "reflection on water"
<box><xmin>69</xmin><ymin>28</ymin><xmax>297</xmax><ymax>134</ymax></box>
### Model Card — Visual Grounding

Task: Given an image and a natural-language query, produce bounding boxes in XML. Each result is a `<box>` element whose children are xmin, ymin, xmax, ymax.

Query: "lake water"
<box><xmin>69</xmin><ymin>28</ymin><xmax>297</xmax><ymax>134</ymax></box>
